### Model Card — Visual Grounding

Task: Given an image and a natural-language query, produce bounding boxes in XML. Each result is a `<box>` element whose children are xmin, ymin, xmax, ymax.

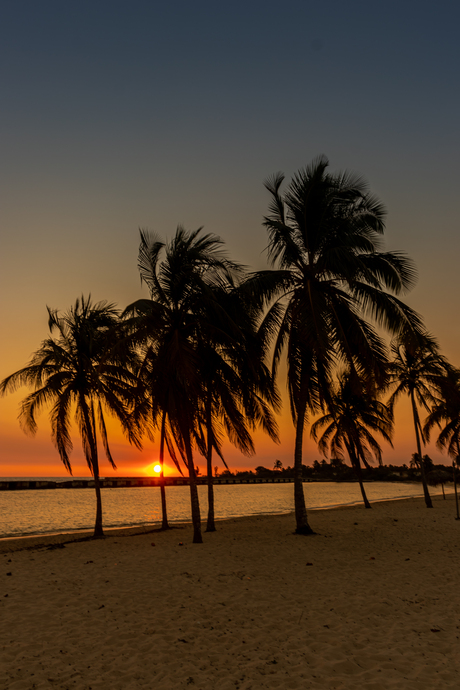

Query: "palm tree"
<box><xmin>424</xmin><ymin>365</ymin><xmax>460</xmax><ymax>516</ymax></box>
<box><xmin>247</xmin><ymin>156</ymin><xmax>424</xmax><ymax>534</ymax></box>
<box><xmin>387</xmin><ymin>337</ymin><xmax>449</xmax><ymax>508</ymax></box>
<box><xmin>311</xmin><ymin>371</ymin><xmax>393</xmax><ymax>508</ymax></box>
<box><xmin>196</xmin><ymin>283</ymin><xmax>280</xmax><ymax>532</ymax></box>
<box><xmin>424</xmin><ymin>366</ymin><xmax>460</xmax><ymax>458</ymax></box>
<box><xmin>125</xmin><ymin>226</ymin><xmax>247</xmax><ymax>543</ymax></box>
<box><xmin>0</xmin><ymin>296</ymin><xmax>144</xmax><ymax>537</ymax></box>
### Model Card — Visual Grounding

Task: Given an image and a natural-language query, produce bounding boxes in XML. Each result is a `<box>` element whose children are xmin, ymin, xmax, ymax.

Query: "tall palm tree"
<box><xmin>387</xmin><ymin>337</ymin><xmax>449</xmax><ymax>508</ymax></box>
<box><xmin>311</xmin><ymin>371</ymin><xmax>393</xmax><ymax>508</ymax></box>
<box><xmin>424</xmin><ymin>365</ymin><xmax>460</xmax><ymax>458</ymax></box>
<box><xmin>125</xmin><ymin>226</ymin><xmax>246</xmax><ymax>543</ymax></box>
<box><xmin>247</xmin><ymin>155</ymin><xmax>424</xmax><ymax>534</ymax></box>
<box><xmin>196</xmin><ymin>282</ymin><xmax>280</xmax><ymax>532</ymax></box>
<box><xmin>0</xmin><ymin>296</ymin><xmax>144</xmax><ymax>537</ymax></box>
<box><xmin>424</xmin><ymin>365</ymin><xmax>460</xmax><ymax>517</ymax></box>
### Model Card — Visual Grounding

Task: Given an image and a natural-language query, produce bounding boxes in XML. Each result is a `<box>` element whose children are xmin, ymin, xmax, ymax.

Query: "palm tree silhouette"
<box><xmin>424</xmin><ymin>366</ymin><xmax>460</xmax><ymax>458</ymax></box>
<box><xmin>424</xmin><ymin>365</ymin><xmax>460</xmax><ymax>516</ymax></box>
<box><xmin>387</xmin><ymin>337</ymin><xmax>449</xmax><ymax>508</ymax></box>
<box><xmin>197</xmin><ymin>282</ymin><xmax>280</xmax><ymax>531</ymax></box>
<box><xmin>248</xmin><ymin>155</ymin><xmax>424</xmax><ymax>533</ymax></box>
<box><xmin>0</xmin><ymin>296</ymin><xmax>144</xmax><ymax>537</ymax></box>
<box><xmin>311</xmin><ymin>371</ymin><xmax>393</xmax><ymax>508</ymax></box>
<box><xmin>125</xmin><ymin>226</ymin><xmax>246</xmax><ymax>543</ymax></box>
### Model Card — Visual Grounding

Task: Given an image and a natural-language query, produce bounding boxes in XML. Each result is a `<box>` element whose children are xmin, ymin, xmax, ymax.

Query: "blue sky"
<box><xmin>1</xmin><ymin>1</ymin><xmax>459</xmax><ymax>474</ymax></box>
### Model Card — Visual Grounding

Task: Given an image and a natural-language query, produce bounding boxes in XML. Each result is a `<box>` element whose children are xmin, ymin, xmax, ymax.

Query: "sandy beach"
<box><xmin>1</xmin><ymin>494</ymin><xmax>459</xmax><ymax>689</ymax></box>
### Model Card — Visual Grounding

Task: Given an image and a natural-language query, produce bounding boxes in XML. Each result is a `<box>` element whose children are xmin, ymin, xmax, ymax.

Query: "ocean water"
<box><xmin>0</xmin><ymin>480</ymin><xmax>450</xmax><ymax>539</ymax></box>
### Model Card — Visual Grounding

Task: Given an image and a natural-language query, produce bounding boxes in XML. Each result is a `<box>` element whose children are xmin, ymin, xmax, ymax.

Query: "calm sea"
<box><xmin>0</xmin><ymin>479</ymin><xmax>450</xmax><ymax>539</ymax></box>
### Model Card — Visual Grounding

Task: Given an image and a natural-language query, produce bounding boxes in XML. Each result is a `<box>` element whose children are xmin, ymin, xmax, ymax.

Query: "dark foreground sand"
<box><xmin>1</xmin><ymin>495</ymin><xmax>460</xmax><ymax>689</ymax></box>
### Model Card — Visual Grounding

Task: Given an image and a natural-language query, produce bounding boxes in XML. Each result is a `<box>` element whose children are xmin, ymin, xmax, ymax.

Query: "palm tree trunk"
<box><xmin>81</xmin><ymin>397</ymin><xmax>105</xmax><ymax>537</ymax></box>
<box><xmin>293</xmin><ymin>399</ymin><xmax>314</xmax><ymax>535</ymax></box>
<box><xmin>184</xmin><ymin>434</ymin><xmax>203</xmax><ymax>544</ymax></box>
<box><xmin>346</xmin><ymin>441</ymin><xmax>371</xmax><ymax>509</ymax></box>
<box><xmin>159</xmin><ymin>411</ymin><xmax>169</xmax><ymax>530</ymax></box>
<box><xmin>93</xmin><ymin>467</ymin><xmax>104</xmax><ymax>538</ymax></box>
<box><xmin>205</xmin><ymin>394</ymin><xmax>216</xmax><ymax>532</ymax></box>
<box><xmin>410</xmin><ymin>390</ymin><xmax>433</xmax><ymax>508</ymax></box>
<box><xmin>354</xmin><ymin>462</ymin><xmax>371</xmax><ymax>509</ymax></box>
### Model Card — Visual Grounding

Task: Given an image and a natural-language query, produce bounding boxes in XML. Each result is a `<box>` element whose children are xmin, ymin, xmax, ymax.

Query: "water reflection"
<box><xmin>0</xmin><ymin>481</ymin><xmax>447</xmax><ymax>538</ymax></box>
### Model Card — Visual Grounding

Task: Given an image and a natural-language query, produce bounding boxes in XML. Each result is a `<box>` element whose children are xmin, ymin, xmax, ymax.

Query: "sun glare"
<box><xmin>145</xmin><ymin>463</ymin><xmax>163</xmax><ymax>476</ymax></box>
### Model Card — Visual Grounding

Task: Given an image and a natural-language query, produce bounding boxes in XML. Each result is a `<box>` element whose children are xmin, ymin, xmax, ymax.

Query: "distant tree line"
<box><xmin>219</xmin><ymin>457</ymin><xmax>454</xmax><ymax>487</ymax></box>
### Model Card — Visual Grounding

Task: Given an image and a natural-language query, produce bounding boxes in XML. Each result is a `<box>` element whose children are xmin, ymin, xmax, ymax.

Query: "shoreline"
<box><xmin>2</xmin><ymin>494</ymin><xmax>460</xmax><ymax>688</ymax></box>
<box><xmin>0</xmin><ymin>492</ymin><xmax>442</xmax><ymax>553</ymax></box>
<box><xmin>0</xmin><ymin>490</ymin><xmax>438</xmax><ymax>549</ymax></box>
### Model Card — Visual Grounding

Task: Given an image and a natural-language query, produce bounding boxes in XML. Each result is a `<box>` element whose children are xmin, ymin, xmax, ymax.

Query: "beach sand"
<box><xmin>1</xmin><ymin>494</ymin><xmax>459</xmax><ymax>689</ymax></box>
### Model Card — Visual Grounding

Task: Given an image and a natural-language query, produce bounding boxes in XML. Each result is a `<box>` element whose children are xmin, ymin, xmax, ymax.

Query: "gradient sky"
<box><xmin>1</xmin><ymin>1</ymin><xmax>459</xmax><ymax>476</ymax></box>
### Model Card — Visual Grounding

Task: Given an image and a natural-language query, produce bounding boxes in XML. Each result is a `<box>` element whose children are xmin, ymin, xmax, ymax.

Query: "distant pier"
<box><xmin>0</xmin><ymin>476</ymin><xmax>296</xmax><ymax>491</ymax></box>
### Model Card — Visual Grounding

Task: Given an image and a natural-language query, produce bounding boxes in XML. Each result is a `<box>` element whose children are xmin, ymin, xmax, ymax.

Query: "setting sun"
<box><xmin>145</xmin><ymin>463</ymin><xmax>162</xmax><ymax>476</ymax></box>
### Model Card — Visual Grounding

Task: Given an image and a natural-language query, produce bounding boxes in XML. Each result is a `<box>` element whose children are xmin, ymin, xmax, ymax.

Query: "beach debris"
<box><xmin>85</xmin><ymin>560</ymin><xmax>93</xmax><ymax>564</ymax></box>
<box><xmin>431</xmin><ymin>628</ymin><xmax>441</xmax><ymax>633</ymax></box>
<box><xmin>98</xmin><ymin>604</ymin><xmax>105</xmax><ymax>610</ymax></box>
<box><xmin>369</xmin><ymin>557</ymin><xmax>375</xmax><ymax>560</ymax></box>
<box><xmin>151</xmin><ymin>542</ymin><xmax>155</xmax><ymax>546</ymax></box>
<box><xmin>6</xmin><ymin>572</ymin><xmax>12</xmax><ymax>576</ymax></box>
<box><xmin>306</xmin><ymin>562</ymin><xmax>313</xmax><ymax>566</ymax></box>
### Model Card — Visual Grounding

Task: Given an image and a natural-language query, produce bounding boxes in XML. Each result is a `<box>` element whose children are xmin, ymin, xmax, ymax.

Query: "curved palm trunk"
<box><xmin>355</xmin><ymin>466</ymin><xmax>371</xmax><ymax>509</ymax></box>
<box><xmin>81</xmin><ymin>397</ymin><xmax>104</xmax><ymax>537</ymax></box>
<box><xmin>159</xmin><ymin>411</ymin><xmax>169</xmax><ymax>530</ymax></box>
<box><xmin>183</xmin><ymin>434</ymin><xmax>203</xmax><ymax>544</ymax></box>
<box><xmin>93</xmin><ymin>467</ymin><xmax>104</xmax><ymax>538</ymax></box>
<box><xmin>410</xmin><ymin>390</ymin><xmax>433</xmax><ymax>508</ymax></box>
<box><xmin>345</xmin><ymin>439</ymin><xmax>371</xmax><ymax>509</ymax></box>
<box><xmin>205</xmin><ymin>394</ymin><xmax>216</xmax><ymax>532</ymax></box>
<box><xmin>293</xmin><ymin>399</ymin><xmax>314</xmax><ymax>535</ymax></box>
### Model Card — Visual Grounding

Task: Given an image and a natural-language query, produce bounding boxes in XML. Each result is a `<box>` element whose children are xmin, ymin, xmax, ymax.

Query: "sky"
<box><xmin>1</xmin><ymin>0</ymin><xmax>459</xmax><ymax>476</ymax></box>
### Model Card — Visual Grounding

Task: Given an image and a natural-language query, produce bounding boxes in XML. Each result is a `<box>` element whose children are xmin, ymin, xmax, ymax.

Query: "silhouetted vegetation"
<box><xmin>219</xmin><ymin>460</ymin><xmax>456</xmax><ymax>484</ymax></box>
<box><xmin>0</xmin><ymin>297</ymin><xmax>145</xmax><ymax>537</ymax></box>
<box><xmin>3</xmin><ymin>156</ymin><xmax>460</xmax><ymax>541</ymax></box>
<box><xmin>245</xmin><ymin>156</ymin><xmax>424</xmax><ymax>534</ymax></box>
<box><xmin>387</xmin><ymin>337</ymin><xmax>451</xmax><ymax>508</ymax></box>
<box><xmin>311</xmin><ymin>369</ymin><xmax>393</xmax><ymax>508</ymax></box>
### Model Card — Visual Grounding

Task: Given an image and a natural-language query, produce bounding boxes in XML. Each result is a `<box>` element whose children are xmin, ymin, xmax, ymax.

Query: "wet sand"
<box><xmin>1</xmin><ymin>494</ymin><xmax>459</xmax><ymax>689</ymax></box>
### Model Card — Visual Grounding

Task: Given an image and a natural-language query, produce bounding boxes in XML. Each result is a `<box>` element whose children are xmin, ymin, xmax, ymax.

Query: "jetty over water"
<box><xmin>0</xmin><ymin>476</ymin><xmax>295</xmax><ymax>491</ymax></box>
